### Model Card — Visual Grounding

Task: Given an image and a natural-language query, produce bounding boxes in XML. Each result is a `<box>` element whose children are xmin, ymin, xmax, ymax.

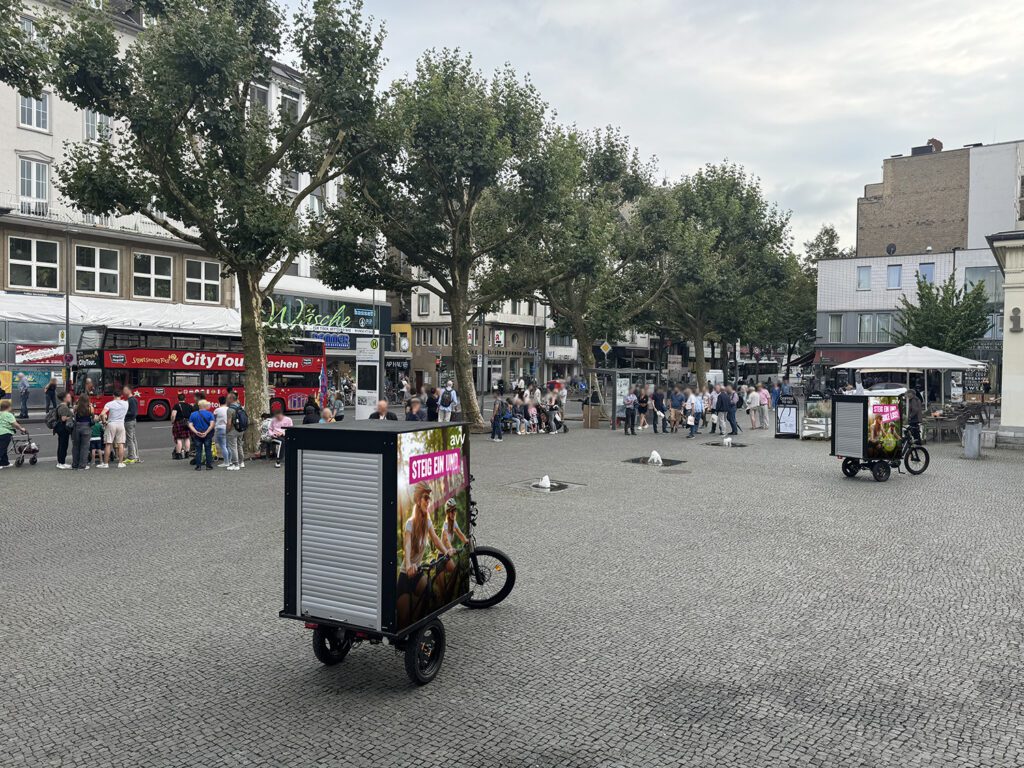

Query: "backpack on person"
<box><xmin>440</xmin><ymin>389</ymin><xmax>453</xmax><ymax>408</ymax></box>
<box><xmin>45</xmin><ymin>408</ymin><xmax>60</xmax><ymax>432</ymax></box>
<box><xmin>232</xmin><ymin>405</ymin><xmax>250</xmax><ymax>433</ymax></box>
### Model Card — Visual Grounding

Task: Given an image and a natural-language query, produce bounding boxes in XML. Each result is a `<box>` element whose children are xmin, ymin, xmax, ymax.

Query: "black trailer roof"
<box><xmin>288</xmin><ymin>420</ymin><xmax>470</xmax><ymax>434</ymax></box>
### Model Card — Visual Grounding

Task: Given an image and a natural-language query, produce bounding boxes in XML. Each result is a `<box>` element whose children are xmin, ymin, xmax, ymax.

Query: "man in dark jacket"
<box><xmin>721</xmin><ymin>386</ymin><xmax>739</xmax><ymax>435</ymax></box>
<box><xmin>368</xmin><ymin>399</ymin><xmax>397</xmax><ymax>420</ymax></box>
<box><xmin>907</xmin><ymin>389</ymin><xmax>923</xmax><ymax>444</ymax></box>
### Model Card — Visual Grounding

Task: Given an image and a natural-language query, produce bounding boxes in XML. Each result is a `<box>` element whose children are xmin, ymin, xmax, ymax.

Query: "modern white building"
<box><xmin>816</xmin><ymin>138</ymin><xmax>1022</xmax><ymax>390</ymax></box>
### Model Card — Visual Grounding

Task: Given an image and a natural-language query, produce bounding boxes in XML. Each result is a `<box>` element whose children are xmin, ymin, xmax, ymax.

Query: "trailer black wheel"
<box><xmin>312</xmin><ymin>627</ymin><xmax>352</xmax><ymax>666</ymax></box>
<box><xmin>465</xmin><ymin>546</ymin><xmax>516</xmax><ymax>609</ymax></box>
<box><xmin>841</xmin><ymin>458</ymin><xmax>859</xmax><ymax>478</ymax></box>
<box><xmin>29</xmin><ymin>456</ymin><xmax>38</xmax><ymax>465</ymax></box>
<box><xmin>871</xmin><ymin>462</ymin><xmax>891</xmax><ymax>482</ymax></box>
<box><xmin>904</xmin><ymin>446</ymin><xmax>930</xmax><ymax>475</ymax></box>
<box><xmin>404</xmin><ymin>619</ymin><xmax>445</xmax><ymax>685</ymax></box>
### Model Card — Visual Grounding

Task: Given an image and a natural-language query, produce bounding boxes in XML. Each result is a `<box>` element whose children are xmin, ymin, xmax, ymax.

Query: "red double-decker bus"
<box><xmin>75</xmin><ymin>325</ymin><xmax>325</xmax><ymax>419</ymax></box>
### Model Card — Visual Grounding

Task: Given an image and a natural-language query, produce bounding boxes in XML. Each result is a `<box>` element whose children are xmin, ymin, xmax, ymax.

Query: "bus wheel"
<box><xmin>148</xmin><ymin>400</ymin><xmax>171</xmax><ymax>421</ymax></box>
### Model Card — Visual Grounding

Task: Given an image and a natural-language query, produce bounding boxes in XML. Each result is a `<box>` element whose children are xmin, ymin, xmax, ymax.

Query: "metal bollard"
<box><xmin>963</xmin><ymin>417</ymin><xmax>982</xmax><ymax>460</ymax></box>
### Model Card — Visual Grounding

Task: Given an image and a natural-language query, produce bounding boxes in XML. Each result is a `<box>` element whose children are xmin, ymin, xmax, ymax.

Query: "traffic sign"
<box><xmin>58</xmin><ymin>329</ymin><xmax>67</xmax><ymax>345</ymax></box>
<box><xmin>599</xmin><ymin>341</ymin><xmax>612</xmax><ymax>355</ymax></box>
<box><xmin>64</xmin><ymin>353</ymin><xmax>74</xmax><ymax>364</ymax></box>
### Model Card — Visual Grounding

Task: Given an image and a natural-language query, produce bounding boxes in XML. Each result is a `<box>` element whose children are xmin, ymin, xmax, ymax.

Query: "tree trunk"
<box><xmin>238</xmin><ymin>268</ymin><xmax>269</xmax><ymax>455</ymax></box>
<box><xmin>448</xmin><ymin>302</ymin><xmax>485</xmax><ymax>428</ymax></box>
<box><xmin>690</xmin><ymin>327</ymin><xmax>707</xmax><ymax>386</ymax></box>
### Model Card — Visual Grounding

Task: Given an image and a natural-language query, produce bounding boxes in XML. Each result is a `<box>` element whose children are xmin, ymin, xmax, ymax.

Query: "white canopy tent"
<box><xmin>831</xmin><ymin>344</ymin><xmax>986</xmax><ymax>406</ymax></box>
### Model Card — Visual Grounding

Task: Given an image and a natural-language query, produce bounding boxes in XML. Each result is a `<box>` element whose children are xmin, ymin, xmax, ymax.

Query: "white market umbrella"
<box><xmin>830</xmin><ymin>344</ymin><xmax>985</xmax><ymax>406</ymax></box>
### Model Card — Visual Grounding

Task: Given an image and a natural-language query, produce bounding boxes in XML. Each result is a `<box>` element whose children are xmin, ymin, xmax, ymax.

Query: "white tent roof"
<box><xmin>831</xmin><ymin>343</ymin><xmax>986</xmax><ymax>371</ymax></box>
<box><xmin>1</xmin><ymin>291</ymin><xmax>241</xmax><ymax>334</ymax></box>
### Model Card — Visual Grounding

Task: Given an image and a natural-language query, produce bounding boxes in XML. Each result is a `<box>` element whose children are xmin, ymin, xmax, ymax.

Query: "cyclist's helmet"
<box><xmin>445</xmin><ymin>498</ymin><xmax>458</xmax><ymax>510</ymax></box>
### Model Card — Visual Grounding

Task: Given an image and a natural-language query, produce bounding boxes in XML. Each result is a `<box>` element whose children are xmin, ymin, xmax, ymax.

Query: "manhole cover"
<box><xmin>508</xmin><ymin>479</ymin><xmax>584</xmax><ymax>494</ymax></box>
<box><xmin>703</xmin><ymin>441</ymin><xmax>747</xmax><ymax>448</ymax></box>
<box><xmin>623</xmin><ymin>457</ymin><xmax>687</xmax><ymax>467</ymax></box>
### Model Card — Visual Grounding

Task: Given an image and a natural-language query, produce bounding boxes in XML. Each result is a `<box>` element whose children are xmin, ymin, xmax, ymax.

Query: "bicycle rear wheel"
<box><xmin>465</xmin><ymin>546</ymin><xmax>516</xmax><ymax>609</ymax></box>
<box><xmin>904</xmin><ymin>445</ymin><xmax>930</xmax><ymax>475</ymax></box>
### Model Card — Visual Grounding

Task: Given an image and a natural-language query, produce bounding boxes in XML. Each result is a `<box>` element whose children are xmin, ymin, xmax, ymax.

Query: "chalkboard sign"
<box><xmin>775</xmin><ymin>394</ymin><xmax>799</xmax><ymax>439</ymax></box>
<box><xmin>962</xmin><ymin>368</ymin><xmax>985</xmax><ymax>392</ymax></box>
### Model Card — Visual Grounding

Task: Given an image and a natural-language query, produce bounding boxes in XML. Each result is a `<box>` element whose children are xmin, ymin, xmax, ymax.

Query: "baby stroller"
<box><xmin>9</xmin><ymin>431</ymin><xmax>40</xmax><ymax>467</ymax></box>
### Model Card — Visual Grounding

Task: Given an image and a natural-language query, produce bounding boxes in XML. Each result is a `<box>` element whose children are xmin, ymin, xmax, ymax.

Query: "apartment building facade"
<box><xmin>0</xmin><ymin>1</ymin><xmax>393</xmax><ymax>405</ymax></box>
<box><xmin>815</xmin><ymin>139</ymin><xmax>1022</xmax><ymax>387</ymax></box>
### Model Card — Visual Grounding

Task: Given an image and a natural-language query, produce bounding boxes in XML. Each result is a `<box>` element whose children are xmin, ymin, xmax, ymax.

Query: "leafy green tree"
<box><xmin>893</xmin><ymin>275</ymin><xmax>991</xmax><ymax>355</ymax></box>
<box><xmin>317</xmin><ymin>49</ymin><xmax>566</xmax><ymax>427</ymax></box>
<box><xmin>646</xmin><ymin>163</ymin><xmax>790</xmax><ymax>383</ymax></box>
<box><xmin>0</xmin><ymin>0</ymin><xmax>49</xmax><ymax>96</ymax></box>
<box><xmin>753</xmin><ymin>253</ymin><xmax>817</xmax><ymax>373</ymax></box>
<box><xmin>530</xmin><ymin>127</ymin><xmax>661</xmax><ymax>390</ymax></box>
<box><xmin>804</xmin><ymin>223</ymin><xmax>853</xmax><ymax>264</ymax></box>
<box><xmin>0</xmin><ymin>0</ymin><xmax>384</xmax><ymax>449</ymax></box>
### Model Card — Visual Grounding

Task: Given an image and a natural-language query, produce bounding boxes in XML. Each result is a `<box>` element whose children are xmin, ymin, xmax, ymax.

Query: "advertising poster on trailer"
<box><xmin>395</xmin><ymin>425</ymin><xmax>470</xmax><ymax>632</ymax></box>
<box><xmin>867</xmin><ymin>396</ymin><xmax>902</xmax><ymax>459</ymax></box>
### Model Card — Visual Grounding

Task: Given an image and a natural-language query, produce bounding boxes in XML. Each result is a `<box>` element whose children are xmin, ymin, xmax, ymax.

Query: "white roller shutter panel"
<box><xmin>834</xmin><ymin>401</ymin><xmax>864</xmax><ymax>459</ymax></box>
<box><xmin>298</xmin><ymin>450</ymin><xmax>383</xmax><ymax>630</ymax></box>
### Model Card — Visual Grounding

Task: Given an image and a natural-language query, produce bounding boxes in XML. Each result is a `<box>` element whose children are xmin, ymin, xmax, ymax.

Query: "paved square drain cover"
<box><xmin>703</xmin><ymin>441</ymin><xmax>747</xmax><ymax>448</ymax></box>
<box><xmin>623</xmin><ymin>457</ymin><xmax>687</xmax><ymax>467</ymax></box>
<box><xmin>508</xmin><ymin>479</ymin><xmax>584</xmax><ymax>494</ymax></box>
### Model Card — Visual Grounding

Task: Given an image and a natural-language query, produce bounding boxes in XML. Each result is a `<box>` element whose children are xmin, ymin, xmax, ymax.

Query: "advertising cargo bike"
<box><xmin>830</xmin><ymin>387</ymin><xmax>929</xmax><ymax>482</ymax></box>
<box><xmin>280</xmin><ymin>420</ymin><xmax>515</xmax><ymax>685</ymax></box>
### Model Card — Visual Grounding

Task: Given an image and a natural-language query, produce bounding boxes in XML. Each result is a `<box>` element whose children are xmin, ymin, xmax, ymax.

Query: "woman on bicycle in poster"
<box><xmin>397</xmin><ymin>484</ymin><xmax>448</xmax><ymax>627</ymax></box>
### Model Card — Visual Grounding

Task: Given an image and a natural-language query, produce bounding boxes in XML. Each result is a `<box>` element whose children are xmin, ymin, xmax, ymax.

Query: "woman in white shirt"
<box><xmin>745</xmin><ymin>387</ymin><xmax>761</xmax><ymax>429</ymax></box>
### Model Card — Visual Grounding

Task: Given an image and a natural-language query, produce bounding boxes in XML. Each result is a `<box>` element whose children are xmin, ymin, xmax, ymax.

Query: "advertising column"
<box><xmin>355</xmin><ymin>337</ymin><xmax>380</xmax><ymax>419</ymax></box>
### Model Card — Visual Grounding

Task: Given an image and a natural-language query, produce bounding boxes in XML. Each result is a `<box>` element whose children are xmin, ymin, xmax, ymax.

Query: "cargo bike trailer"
<box><xmin>830</xmin><ymin>387</ymin><xmax>930</xmax><ymax>482</ymax></box>
<box><xmin>280</xmin><ymin>420</ymin><xmax>515</xmax><ymax>685</ymax></box>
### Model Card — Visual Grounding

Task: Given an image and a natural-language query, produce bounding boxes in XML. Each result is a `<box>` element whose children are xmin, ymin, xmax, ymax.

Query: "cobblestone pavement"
<box><xmin>3</xmin><ymin>423</ymin><xmax>1024</xmax><ymax>767</ymax></box>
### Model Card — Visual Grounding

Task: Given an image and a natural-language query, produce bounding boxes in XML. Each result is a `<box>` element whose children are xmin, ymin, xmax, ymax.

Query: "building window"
<box><xmin>249</xmin><ymin>84</ymin><xmax>269</xmax><ymax>112</ymax></box>
<box><xmin>856</xmin><ymin>265</ymin><xmax>871</xmax><ymax>291</ymax></box>
<box><xmin>876</xmin><ymin>314</ymin><xmax>892</xmax><ymax>343</ymax></box>
<box><xmin>886</xmin><ymin>264</ymin><xmax>901</xmax><ymax>290</ymax></box>
<box><xmin>280</xmin><ymin>89</ymin><xmax>300</xmax><ymax>121</ymax></box>
<box><xmin>18</xmin><ymin>93</ymin><xmax>48</xmax><ymax>131</ymax></box>
<box><xmin>133</xmin><ymin>253</ymin><xmax>172</xmax><ymax>299</ymax></box>
<box><xmin>8</xmin><ymin>236</ymin><xmax>58</xmax><ymax>290</ymax></box>
<box><xmin>84</xmin><ymin>109</ymin><xmax>111</xmax><ymax>141</ymax></box>
<box><xmin>75</xmin><ymin>245</ymin><xmax>119</xmax><ymax>295</ymax></box>
<box><xmin>440</xmin><ymin>299</ymin><xmax>450</xmax><ymax>315</ymax></box>
<box><xmin>965</xmin><ymin>266</ymin><xmax>1004</xmax><ymax>302</ymax></box>
<box><xmin>441</xmin><ymin>327</ymin><xmax>450</xmax><ymax>346</ymax></box>
<box><xmin>510</xmin><ymin>300</ymin><xmax>521</xmax><ymax>314</ymax></box>
<box><xmin>309</xmin><ymin>185</ymin><xmax>325</xmax><ymax>216</ymax></box>
<box><xmin>417</xmin><ymin>293</ymin><xmax>430</xmax><ymax>315</ymax></box>
<box><xmin>19</xmin><ymin>158</ymin><xmax>49</xmax><ymax>216</ymax></box>
<box><xmin>526</xmin><ymin>299</ymin><xmax>535</xmax><ymax>316</ymax></box>
<box><xmin>283</xmin><ymin>170</ymin><xmax>300</xmax><ymax>194</ymax></box>
<box><xmin>467</xmin><ymin>327</ymin><xmax>477</xmax><ymax>346</ymax></box>
<box><xmin>828</xmin><ymin>314</ymin><xmax>842</xmax><ymax>343</ymax></box>
<box><xmin>511</xmin><ymin>332</ymin><xmax>519</xmax><ymax>345</ymax></box>
<box><xmin>857</xmin><ymin>314</ymin><xmax>874</xmax><ymax>344</ymax></box>
<box><xmin>185</xmin><ymin>259</ymin><xmax>221</xmax><ymax>303</ymax></box>
<box><xmin>918</xmin><ymin>262</ymin><xmax>935</xmax><ymax>284</ymax></box>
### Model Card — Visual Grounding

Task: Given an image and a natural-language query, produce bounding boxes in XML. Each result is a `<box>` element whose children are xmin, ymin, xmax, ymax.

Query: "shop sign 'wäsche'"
<box><xmin>263</xmin><ymin>297</ymin><xmax>376</xmax><ymax>335</ymax></box>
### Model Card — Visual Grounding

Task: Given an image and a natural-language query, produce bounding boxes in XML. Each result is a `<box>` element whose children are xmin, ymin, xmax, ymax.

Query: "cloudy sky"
<box><xmin>351</xmin><ymin>0</ymin><xmax>1024</xmax><ymax>251</ymax></box>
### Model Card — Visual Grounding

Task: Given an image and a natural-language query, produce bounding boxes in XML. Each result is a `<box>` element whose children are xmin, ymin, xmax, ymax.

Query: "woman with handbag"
<box><xmin>71</xmin><ymin>394</ymin><xmax>95</xmax><ymax>470</ymax></box>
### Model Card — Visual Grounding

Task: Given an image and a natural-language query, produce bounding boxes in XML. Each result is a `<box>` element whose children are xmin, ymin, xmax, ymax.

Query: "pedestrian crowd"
<box><xmin>621</xmin><ymin>379</ymin><xmax>786</xmax><ymax>438</ymax></box>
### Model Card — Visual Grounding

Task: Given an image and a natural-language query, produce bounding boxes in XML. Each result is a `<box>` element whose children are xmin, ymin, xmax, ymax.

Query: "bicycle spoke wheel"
<box><xmin>904</xmin><ymin>446</ymin><xmax>930</xmax><ymax>475</ymax></box>
<box><xmin>465</xmin><ymin>546</ymin><xmax>516</xmax><ymax>609</ymax></box>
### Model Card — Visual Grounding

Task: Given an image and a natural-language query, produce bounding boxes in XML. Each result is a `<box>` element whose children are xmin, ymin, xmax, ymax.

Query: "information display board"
<box><xmin>775</xmin><ymin>394</ymin><xmax>799</xmax><ymax>439</ymax></box>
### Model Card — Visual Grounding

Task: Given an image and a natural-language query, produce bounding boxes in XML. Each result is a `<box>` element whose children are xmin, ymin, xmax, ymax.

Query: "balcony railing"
<box><xmin>0</xmin><ymin>191</ymin><xmax>195</xmax><ymax>242</ymax></box>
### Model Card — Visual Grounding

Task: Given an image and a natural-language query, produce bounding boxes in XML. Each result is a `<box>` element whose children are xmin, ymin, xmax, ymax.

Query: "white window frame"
<box><xmin>417</xmin><ymin>293</ymin><xmax>430</xmax><ymax>315</ymax></box>
<box><xmin>440</xmin><ymin>299</ymin><xmax>450</xmax><ymax>315</ymax></box>
<box><xmin>18</xmin><ymin>92</ymin><xmax>49</xmax><ymax>132</ymax></box>
<box><xmin>876</xmin><ymin>313</ymin><xmax>892</xmax><ymax>344</ymax></box>
<box><xmin>184</xmin><ymin>259</ymin><xmax>221</xmax><ymax>304</ymax></box>
<box><xmin>19</xmin><ymin>157</ymin><xmax>49</xmax><ymax>216</ymax></box>
<box><xmin>8</xmin><ymin>236</ymin><xmax>60</xmax><ymax>291</ymax></box>
<box><xmin>75</xmin><ymin>244</ymin><xmax>120</xmax><ymax>296</ymax></box>
<box><xmin>249</xmin><ymin>84</ymin><xmax>270</xmax><ymax>113</ymax></box>
<box><xmin>132</xmin><ymin>252</ymin><xmax>173</xmax><ymax>301</ymax></box>
<box><xmin>856</xmin><ymin>265</ymin><xmax>871</xmax><ymax>291</ymax></box>
<box><xmin>918</xmin><ymin>262</ymin><xmax>935</xmax><ymax>284</ymax></box>
<box><xmin>827</xmin><ymin>314</ymin><xmax>842</xmax><ymax>343</ymax></box>
<box><xmin>84</xmin><ymin>109</ymin><xmax>112</xmax><ymax>141</ymax></box>
<box><xmin>280</xmin><ymin>89</ymin><xmax>300</xmax><ymax>121</ymax></box>
<box><xmin>886</xmin><ymin>264</ymin><xmax>901</xmax><ymax>290</ymax></box>
<box><xmin>857</xmin><ymin>313</ymin><xmax>875</xmax><ymax>344</ymax></box>
<box><xmin>308</xmin><ymin>185</ymin><xmax>326</xmax><ymax>216</ymax></box>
